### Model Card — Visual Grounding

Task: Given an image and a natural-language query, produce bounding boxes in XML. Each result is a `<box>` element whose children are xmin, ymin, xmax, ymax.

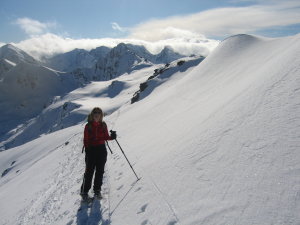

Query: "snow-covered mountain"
<box><xmin>155</xmin><ymin>45</ymin><xmax>186</xmax><ymax>64</ymax></box>
<box><xmin>0</xmin><ymin>44</ymin><xmax>37</xmax><ymax>65</ymax></box>
<box><xmin>0</xmin><ymin>43</ymin><xmax>197</xmax><ymax>150</ymax></box>
<box><xmin>0</xmin><ymin>44</ymin><xmax>37</xmax><ymax>78</ymax></box>
<box><xmin>45</xmin><ymin>48</ymin><xmax>97</xmax><ymax>72</ymax></box>
<box><xmin>1</xmin><ymin>33</ymin><xmax>300</xmax><ymax>225</ymax></box>
<box><xmin>0</xmin><ymin>62</ymin><xmax>80</xmax><ymax>144</ymax></box>
<box><xmin>45</xmin><ymin>43</ymin><xmax>187</xmax><ymax>80</ymax></box>
<box><xmin>94</xmin><ymin>43</ymin><xmax>154</xmax><ymax>80</ymax></box>
<box><xmin>0</xmin><ymin>43</ymin><xmax>87</xmax><ymax>147</ymax></box>
<box><xmin>0</xmin><ymin>59</ymin><xmax>15</xmax><ymax>79</ymax></box>
<box><xmin>0</xmin><ymin>55</ymin><xmax>203</xmax><ymax>150</ymax></box>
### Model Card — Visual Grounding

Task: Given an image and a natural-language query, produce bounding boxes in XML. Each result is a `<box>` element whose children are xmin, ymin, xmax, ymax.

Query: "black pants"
<box><xmin>81</xmin><ymin>144</ymin><xmax>107</xmax><ymax>194</ymax></box>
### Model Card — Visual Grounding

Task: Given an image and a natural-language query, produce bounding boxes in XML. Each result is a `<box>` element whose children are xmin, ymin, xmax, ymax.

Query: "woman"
<box><xmin>81</xmin><ymin>107</ymin><xmax>116</xmax><ymax>199</ymax></box>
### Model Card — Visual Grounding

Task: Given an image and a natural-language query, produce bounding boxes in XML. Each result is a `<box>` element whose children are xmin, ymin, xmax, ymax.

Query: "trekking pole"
<box><xmin>116</xmin><ymin>139</ymin><xmax>140</xmax><ymax>181</ymax></box>
<box><xmin>105</xmin><ymin>141</ymin><xmax>113</xmax><ymax>154</ymax></box>
<box><xmin>110</xmin><ymin>131</ymin><xmax>140</xmax><ymax>181</ymax></box>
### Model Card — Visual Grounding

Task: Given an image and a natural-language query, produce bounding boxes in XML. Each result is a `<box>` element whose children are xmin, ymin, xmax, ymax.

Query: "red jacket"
<box><xmin>84</xmin><ymin>121</ymin><xmax>112</xmax><ymax>147</ymax></box>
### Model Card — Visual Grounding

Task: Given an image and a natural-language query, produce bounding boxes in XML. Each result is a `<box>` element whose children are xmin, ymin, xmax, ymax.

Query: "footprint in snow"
<box><xmin>1</xmin><ymin>161</ymin><xmax>17</xmax><ymax>177</ymax></box>
<box><xmin>113</xmin><ymin>155</ymin><xmax>121</xmax><ymax>160</ymax></box>
<box><xmin>135</xmin><ymin>187</ymin><xmax>142</xmax><ymax>192</ymax></box>
<box><xmin>167</xmin><ymin>220</ymin><xmax>178</xmax><ymax>225</ymax></box>
<box><xmin>114</xmin><ymin>171</ymin><xmax>123</xmax><ymax>176</ymax></box>
<box><xmin>66</xmin><ymin>220</ymin><xmax>74</xmax><ymax>225</ymax></box>
<box><xmin>114</xmin><ymin>172</ymin><xmax>123</xmax><ymax>180</ymax></box>
<box><xmin>141</xmin><ymin>220</ymin><xmax>149</xmax><ymax>225</ymax></box>
<box><xmin>1</xmin><ymin>167</ymin><xmax>13</xmax><ymax>177</ymax></box>
<box><xmin>137</xmin><ymin>204</ymin><xmax>148</xmax><ymax>214</ymax></box>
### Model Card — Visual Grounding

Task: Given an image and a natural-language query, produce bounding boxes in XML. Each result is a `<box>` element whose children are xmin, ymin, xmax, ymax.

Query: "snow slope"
<box><xmin>0</xmin><ymin>56</ymin><xmax>203</xmax><ymax>150</ymax></box>
<box><xmin>0</xmin><ymin>44</ymin><xmax>37</xmax><ymax>66</ymax></box>
<box><xmin>0</xmin><ymin>61</ymin><xmax>80</xmax><ymax>147</ymax></box>
<box><xmin>0</xmin><ymin>43</ymin><xmax>197</xmax><ymax>150</ymax></box>
<box><xmin>45</xmin><ymin>48</ymin><xmax>97</xmax><ymax>72</ymax></box>
<box><xmin>1</xmin><ymin>34</ymin><xmax>300</xmax><ymax>225</ymax></box>
<box><xmin>111</xmin><ymin>34</ymin><xmax>300</xmax><ymax>224</ymax></box>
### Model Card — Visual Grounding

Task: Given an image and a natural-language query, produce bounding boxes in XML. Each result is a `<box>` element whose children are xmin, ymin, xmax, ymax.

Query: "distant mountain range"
<box><xmin>44</xmin><ymin>43</ymin><xmax>187</xmax><ymax>80</ymax></box>
<box><xmin>0</xmin><ymin>42</ymin><xmax>204</xmax><ymax>149</ymax></box>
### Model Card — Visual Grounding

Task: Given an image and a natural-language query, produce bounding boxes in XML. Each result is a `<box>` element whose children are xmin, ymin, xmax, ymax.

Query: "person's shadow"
<box><xmin>76</xmin><ymin>199</ymin><xmax>110</xmax><ymax>225</ymax></box>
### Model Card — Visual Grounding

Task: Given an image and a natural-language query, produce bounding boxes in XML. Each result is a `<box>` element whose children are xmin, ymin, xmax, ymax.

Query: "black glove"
<box><xmin>110</xmin><ymin>130</ymin><xmax>117</xmax><ymax>140</ymax></box>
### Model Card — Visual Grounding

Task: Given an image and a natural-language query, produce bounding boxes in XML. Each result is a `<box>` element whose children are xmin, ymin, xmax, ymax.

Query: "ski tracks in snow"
<box><xmin>17</xmin><ymin>131</ymin><xmax>181</xmax><ymax>225</ymax></box>
<box><xmin>17</xmin><ymin>133</ymin><xmax>94</xmax><ymax>224</ymax></box>
<box><xmin>107</xmin><ymin>149</ymin><xmax>180</xmax><ymax>225</ymax></box>
<box><xmin>18</xmin><ymin>135</ymin><xmax>82</xmax><ymax>224</ymax></box>
<box><xmin>17</xmin><ymin>132</ymin><xmax>111</xmax><ymax>225</ymax></box>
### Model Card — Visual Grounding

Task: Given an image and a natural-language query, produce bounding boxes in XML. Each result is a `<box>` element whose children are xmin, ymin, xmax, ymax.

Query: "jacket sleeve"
<box><xmin>84</xmin><ymin>124</ymin><xmax>90</xmax><ymax>147</ymax></box>
<box><xmin>102</xmin><ymin>122</ymin><xmax>112</xmax><ymax>140</ymax></box>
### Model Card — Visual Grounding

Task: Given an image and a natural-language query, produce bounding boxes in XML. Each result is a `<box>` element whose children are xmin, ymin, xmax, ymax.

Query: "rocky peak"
<box><xmin>0</xmin><ymin>44</ymin><xmax>37</xmax><ymax>65</ymax></box>
<box><xmin>90</xmin><ymin>46</ymin><xmax>111</xmax><ymax>59</ymax></box>
<box><xmin>155</xmin><ymin>45</ymin><xmax>185</xmax><ymax>64</ymax></box>
<box><xmin>45</xmin><ymin>48</ymin><xmax>96</xmax><ymax>72</ymax></box>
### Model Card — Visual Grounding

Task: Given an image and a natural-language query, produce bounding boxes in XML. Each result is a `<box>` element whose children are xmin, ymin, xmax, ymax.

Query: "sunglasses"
<box><xmin>93</xmin><ymin>111</ymin><xmax>102</xmax><ymax>114</ymax></box>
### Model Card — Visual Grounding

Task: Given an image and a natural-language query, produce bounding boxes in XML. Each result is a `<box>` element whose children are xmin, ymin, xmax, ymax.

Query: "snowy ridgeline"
<box><xmin>0</xmin><ymin>42</ymin><xmax>203</xmax><ymax>150</ymax></box>
<box><xmin>0</xmin><ymin>34</ymin><xmax>300</xmax><ymax>225</ymax></box>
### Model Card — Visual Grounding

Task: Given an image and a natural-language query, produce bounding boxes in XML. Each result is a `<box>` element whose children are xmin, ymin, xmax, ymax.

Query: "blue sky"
<box><xmin>0</xmin><ymin>0</ymin><xmax>229</xmax><ymax>42</ymax></box>
<box><xmin>1</xmin><ymin>0</ymin><xmax>300</xmax><ymax>58</ymax></box>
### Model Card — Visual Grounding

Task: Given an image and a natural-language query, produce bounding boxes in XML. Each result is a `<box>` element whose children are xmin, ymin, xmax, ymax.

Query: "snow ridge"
<box><xmin>0</xmin><ymin>34</ymin><xmax>300</xmax><ymax>225</ymax></box>
<box><xmin>0</xmin><ymin>43</ymin><xmax>200</xmax><ymax>150</ymax></box>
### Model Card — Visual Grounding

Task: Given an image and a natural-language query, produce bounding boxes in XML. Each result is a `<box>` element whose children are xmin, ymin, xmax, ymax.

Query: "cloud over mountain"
<box><xmin>13</xmin><ymin>33</ymin><xmax>219</xmax><ymax>60</ymax></box>
<box><xmin>128</xmin><ymin>0</ymin><xmax>300</xmax><ymax>40</ymax></box>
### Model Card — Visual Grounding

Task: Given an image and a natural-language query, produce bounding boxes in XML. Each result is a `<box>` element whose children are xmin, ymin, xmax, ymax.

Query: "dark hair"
<box><xmin>88</xmin><ymin>107</ymin><xmax>103</xmax><ymax>123</ymax></box>
<box><xmin>92</xmin><ymin>107</ymin><xmax>102</xmax><ymax>114</ymax></box>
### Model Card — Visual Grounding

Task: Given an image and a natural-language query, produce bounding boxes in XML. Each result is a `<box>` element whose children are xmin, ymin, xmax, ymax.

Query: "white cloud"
<box><xmin>127</xmin><ymin>0</ymin><xmax>300</xmax><ymax>40</ymax></box>
<box><xmin>14</xmin><ymin>17</ymin><xmax>57</xmax><ymax>36</ymax></box>
<box><xmin>111</xmin><ymin>22</ymin><xmax>127</xmax><ymax>32</ymax></box>
<box><xmin>13</xmin><ymin>33</ymin><xmax>219</xmax><ymax>60</ymax></box>
<box><xmin>14</xmin><ymin>33</ymin><xmax>119</xmax><ymax>59</ymax></box>
<box><xmin>12</xmin><ymin>0</ymin><xmax>300</xmax><ymax>60</ymax></box>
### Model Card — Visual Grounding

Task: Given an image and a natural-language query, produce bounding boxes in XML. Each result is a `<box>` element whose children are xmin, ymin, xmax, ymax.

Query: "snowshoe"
<box><xmin>80</xmin><ymin>193</ymin><xmax>92</xmax><ymax>202</ymax></box>
<box><xmin>94</xmin><ymin>191</ymin><xmax>102</xmax><ymax>199</ymax></box>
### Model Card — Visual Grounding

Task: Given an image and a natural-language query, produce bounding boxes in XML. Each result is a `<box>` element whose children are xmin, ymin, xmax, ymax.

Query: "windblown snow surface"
<box><xmin>1</xmin><ymin>34</ymin><xmax>300</xmax><ymax>225</ymax></box>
